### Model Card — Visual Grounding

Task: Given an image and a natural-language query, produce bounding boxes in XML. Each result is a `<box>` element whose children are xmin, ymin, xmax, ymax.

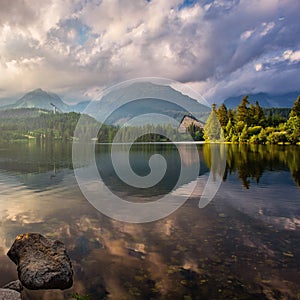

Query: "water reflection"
<box><xmin>0</xmin><ymin>142</ymin><xmax>299</xmax><ymax>299</ymax></box>
<box><xmin>204</xmin><ymin>144</ymin><xmax>300</xmax><ymax>189</ymax></box>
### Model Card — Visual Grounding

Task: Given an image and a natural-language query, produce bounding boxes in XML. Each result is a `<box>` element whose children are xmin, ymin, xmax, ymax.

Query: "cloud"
<box><xmin>255</xmin><ymin>64</ymin><xmax>263</xmax><ymax>72</ymax></box>
<box><xmin>0</xmin><ymin>0</ymin><xmax>299</xmax><ymax>103</ymax></box>
<box><xmin>283</xmin><ymin>50</ymin><xmax>300</xmax><ymax>63</ymax></box>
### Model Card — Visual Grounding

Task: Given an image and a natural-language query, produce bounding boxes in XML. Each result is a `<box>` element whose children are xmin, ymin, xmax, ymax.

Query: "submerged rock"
<box><xmin>0</xmin><ymin>288</ymin><xmax>21</xmax><ymax>300</ymax></box>
<box><xmin>2</xmin><ymin>280</ymin><xmax>23</xmax><ymax>292</ymax></box>
<box><xmin>7</xmin><ymin>233</ymin><xmax>73</xmax><ymax>290</ymax></box>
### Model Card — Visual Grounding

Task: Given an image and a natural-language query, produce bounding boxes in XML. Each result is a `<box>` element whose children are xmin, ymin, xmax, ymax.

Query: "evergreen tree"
<box><xmin>255</xmin><ymin>101</ymin><xmax>266</xmax><ymax>125</ymax></box>
<box><xmin>204</xmin><ymin>104</ymin><xmax>223</xmax><ymax>142</ymax></box>
<box><xmin>284</xmin><ymin>96</ymin><xmax>300</xmax><ymax>144</ymax></box>
<box><xmin>239</xmin><ymin>125</ymin><xmax>248</xmax><ymax>143</ymax></box>
<box><xmin>290</xmin><ymin>95</ymin><xmax>300</xmax><ymax>117</ymax></box>
<box><xmin>228</xmin><ymin>109</ymin><xmax>235</xmax><ymax>122</ymax></box>
<box><xmin>236</xmin><ymin>96</ymin><xmax>250</xmax><ymax>125</ymax></box>
<box><xmin>225</xmin><ymin>119</ymin><xmax>234</xmax><ymax>142</ymax></box>
<box><xmin>217</xmin><ymin>103</ymin><xmax>229</xmax><ymax>128</ymax></box>
<box><xmin>249</xmin><ymin>101</ymin><xmax>265</xmax><ymax>126</ymax></box>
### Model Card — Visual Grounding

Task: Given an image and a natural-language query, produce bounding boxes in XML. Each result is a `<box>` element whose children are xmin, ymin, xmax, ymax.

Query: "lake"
<box><xmin>0</xmin><ymin>141</ymin><xmax>299</xmax><ymax>300</ymax></box>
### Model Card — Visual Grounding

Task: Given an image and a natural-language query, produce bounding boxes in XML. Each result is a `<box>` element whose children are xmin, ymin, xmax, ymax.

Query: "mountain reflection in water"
<box><xmin>0</xmin><ymin>141</ymin><xmax>299</xmax><ymax>300</ymax></box>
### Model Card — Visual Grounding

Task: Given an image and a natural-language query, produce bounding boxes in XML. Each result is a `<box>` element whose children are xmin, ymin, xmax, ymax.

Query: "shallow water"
<box><xmin>0</xmin><ymin>142</ymin><xmax>299</xmax><ymax>300</ymax></box>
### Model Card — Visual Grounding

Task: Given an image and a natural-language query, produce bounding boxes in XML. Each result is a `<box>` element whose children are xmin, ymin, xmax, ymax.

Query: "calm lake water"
<box><xmin>0</xmin><ymin>141</ymin><xmax>299</xmax><ymax>300</ymax></box>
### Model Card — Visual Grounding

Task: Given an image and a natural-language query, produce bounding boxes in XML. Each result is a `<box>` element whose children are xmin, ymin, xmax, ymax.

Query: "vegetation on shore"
<box><xmin>0</xmin><ymin>109</ymin><xmax>81</xmax><ymax>141</ymax></box>
<box><xmin>204</xmin><ymin>95</ymin><xmax>300</xmax><ymax>144</ymax></box>
<box><xmin>0</xmin><ymin>108</ymin><xmax>198</xmax><ymax>143</ymax></box>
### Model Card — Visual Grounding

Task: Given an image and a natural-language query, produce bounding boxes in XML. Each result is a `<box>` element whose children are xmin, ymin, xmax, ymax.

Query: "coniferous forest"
<box><xmin>204</xmin><ymin>95</ymin><xmax>300</xmax><ymax>144</ymax></box>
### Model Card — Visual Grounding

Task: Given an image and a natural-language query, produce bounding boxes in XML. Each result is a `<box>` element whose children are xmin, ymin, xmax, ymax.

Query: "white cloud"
<box><xmin>240</xmin><ymin>30</ymin><xmax>254</xmax><ymax>41</ymax></box>
<box><xmin>255</xmin><ymin>63</ymin><xmax>263</xmax><ymax>71</ymax></box>
<box><xmin>283</xmin><ymin>50</ymin><xmax>300</xmax><ymax>62</ymax></box>
<box><xmin>0</xmin><ymin>0</ymin><xmax>299</xmax><ymax>103</ymax></box>
<box><xmin>260</xmin><ymin>21</ymin><xmax>275</xmax><ymax>36</ymax></box>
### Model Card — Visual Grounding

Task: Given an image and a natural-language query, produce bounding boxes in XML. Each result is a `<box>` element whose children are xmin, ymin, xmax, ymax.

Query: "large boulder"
<box><xmin>7</xmin><ymin>233</ymin><xmax>73</xmax><ymax>290</ymax></box>
<box><xmin>0</xmin><ymin>289</ymin><xmax>21</xmax><ymax>300</ymax></box>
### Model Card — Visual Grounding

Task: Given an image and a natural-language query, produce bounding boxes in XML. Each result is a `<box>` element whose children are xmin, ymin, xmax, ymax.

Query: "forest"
<box><xmin>0</xmin><ymin>109</ymin><xmax>94</xmax><ymax>141</ymax></box>
<box><xmin>203</xmin><ymin>95</ymin><xmax>300</xmax><ymax>144</ymax></box>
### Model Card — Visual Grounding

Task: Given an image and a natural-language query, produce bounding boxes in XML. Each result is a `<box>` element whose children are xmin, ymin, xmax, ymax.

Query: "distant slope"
<box><xmin>0</xmin><ymin>107</ymin><xmax>49</xmax><ymax>119</ymax></box>
<box><xmin>85</xmin><ymin>82</ymin><xmax>211</xmax><ymax>125</ymax></box>
<box><xmin>224</xmin><ymin>92</ymin><xmax>300</xmax><ymax>108</ymax></box>
<box><xmin>69</xmin><ymin>101</ymin><xmax>90</xmax><ymax>113</ymax></box>
<box><xmin>1</xmin><ymin>88</ymin><xmax>69</xmax><ymax>112</ymax></box>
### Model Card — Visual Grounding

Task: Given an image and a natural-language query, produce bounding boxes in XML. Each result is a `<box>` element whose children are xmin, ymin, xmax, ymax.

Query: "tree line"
<box><xmin>0</xmin><ymin>95</ymin><xmax>299</xmax><ymax>144</ymax></box>
<box><xmin>0</xmin><ymin>109</ymin><xmax>89</xmax><ymax>141</ymax></box>
<box><xmin>204</xmin><ymin>95</ymin><xmax>300</xmax><ymax>144</ymax></box>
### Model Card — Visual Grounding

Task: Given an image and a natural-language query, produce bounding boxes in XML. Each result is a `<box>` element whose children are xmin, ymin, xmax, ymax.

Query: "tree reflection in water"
<box><xmin>204</xmin><ymin>144</ymin><xmax>300</xmax><ymax>189</ymax></box>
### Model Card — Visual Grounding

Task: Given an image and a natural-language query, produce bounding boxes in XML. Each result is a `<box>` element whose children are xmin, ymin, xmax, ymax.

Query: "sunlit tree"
<box><xmin>204</xmin><ymin>104</ymin><xmax>224</xmax><ymax>142</ymax></box>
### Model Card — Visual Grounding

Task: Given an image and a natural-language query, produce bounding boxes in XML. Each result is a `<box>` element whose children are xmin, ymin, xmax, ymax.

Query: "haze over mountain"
<box><xmin>84</xmin><ymin>82</ymin><xmax>211</xmax><ymax>125</ymax></box>
<box><xmin>1</xmin><ymin>88</ymin><xmax>69</xmax><ymax>112</ymax></box>
<box><xmin>0</xmin><ymin>83</ymin><xmax>211</xmax><ymax>125</ymax></box>
<box><xmin>1</xmin><ymin>86</ymin><xmax>299</xmax><ymax>126</ymax></box>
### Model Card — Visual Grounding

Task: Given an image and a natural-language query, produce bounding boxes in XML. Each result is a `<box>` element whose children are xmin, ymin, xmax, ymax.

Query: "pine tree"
<box><xmin>286</xmin><ymin>96</ymin><xmax>300</xmax><ymax>143</ymax></box>
<box><xmin>254</xmin><ymin>101</ymin><xmax>266</xmax><ymax>125</ymax></box>
<box><xmin>290</xmin><ymin>95</ymin><xmax>300</xmax><ymax>118</ymax></box>
<box><xmin>236</xmin><ymin>96</ymin><xmax>250</xmax><ymax>125</ymax></box>
<box><xmin>228</xmin><ymin>109</ymin><xmax>235</xmax><ymax>122</ymax></box>
<box><xmin>204</xmin><ymin>104</ymin><xmax>223</xmax><ymax>142</ymax></box>
<box><xmin>217</xmin><ymin>103</ymin><xmax>229</xmax><ymax>128</ymax></box>
<box><xmin>249</xmin><ymin>101</ymin><xmax>265</xmax><ymax>126</ymax></box>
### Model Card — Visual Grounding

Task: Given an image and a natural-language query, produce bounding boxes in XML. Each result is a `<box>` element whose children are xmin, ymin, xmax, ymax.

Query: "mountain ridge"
<box><xmin>1</xmin><ymin>88</ymin><xmax>299</xmax><ymax>118</ymax></box>
<box><xmin>84</xmin><ymin>82</ymin><xmax>211</xmax><ymax>125</ymax></box>
<box><xmin>1</xmin><ymin>88</ymin><xmax>70</xmax><ymax>112</ymax></box>
<box><xmin>223</xmin><ymin>91</ymin><xmax>300</xmax><ymax>108</ymax></box>
<box><xmin>0</xmin><ymin>84</ymin><xmax>211</xmax><ymax>125</ymax></box>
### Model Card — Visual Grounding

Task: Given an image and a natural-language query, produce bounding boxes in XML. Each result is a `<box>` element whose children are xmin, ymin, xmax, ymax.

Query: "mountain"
<box><xmin>13</xmin><ymin>88</ymin><xmax>69</xmax><ymax>111</ymax></box>
<box><xmin>84</xmin><ymin>82</ymin><xmax>211</xmax><ymax>125</ymax></box>
<box><xmin>69</xmin><ymin>101</ymin><xmax>90</xmax><ymax>113</ymax></box>
<box><xmin>0</xmin><ymin>90</ymin><xmax>93</xmax><ymax>113</ymax></box>
<box><xmin>224</xmin><ymin>92</ymin><xmax>300</xmax><ymax>108</ymax></box>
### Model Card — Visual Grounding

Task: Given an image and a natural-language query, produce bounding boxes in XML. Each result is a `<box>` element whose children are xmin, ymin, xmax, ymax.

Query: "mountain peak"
<box><xmin>30</xmin><ymin>88</ymin><xmax>48</xmax><ymax>94</ymax></box>
<box><xmin>12</xmin><ymin>89</ymin><xmax>69</xmax><ymax>111</ymax></box>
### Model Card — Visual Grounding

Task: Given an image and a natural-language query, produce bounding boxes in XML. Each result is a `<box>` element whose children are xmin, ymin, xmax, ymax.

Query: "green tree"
<box><xmin>236</xmin><ymin>96</ymin><xmax>250</xmax><ymax>125</ymax></box>
<box><xmin>217</xmin><ymin>103</ymin><xmax>229</xmax><ymax>128</ymax></box>
<box><xmin>225</xmin><ymin>119</ymin><xmax>234</xmax><ymax>141</ymax></box>
<box><xmin>228</xmin><ymin>109</ymin><xmax>235</xmax><ymax>122</ymax></box>
<box><xmin>204</xmin><ymin>104</ymin><xmax>224</xmax><ymax>142</ymax></box>
<box><xmin>252</xmin><ymin>101</ymin><xmax>265</xmax><ymax>126</ymax></box>
<box><xmin>286</xmin><ymin>116</ymin><xmax>300</xmax><ymax>143</ymax></box>
<box><xmin>290</xmin><ymin>95</ymin><xmax>300</xmax><ymax>117</ymax></box>
<box><xmin>239</xmin><ymin>125</ymin><xmax>248</xmax><ymax>143</ymax></box>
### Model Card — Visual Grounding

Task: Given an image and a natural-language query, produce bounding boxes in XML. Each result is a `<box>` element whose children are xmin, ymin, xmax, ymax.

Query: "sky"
<box><xmin>0</xmin><ymin>0</ymin><xmax>299</xmax><ymax>104</ymax></box>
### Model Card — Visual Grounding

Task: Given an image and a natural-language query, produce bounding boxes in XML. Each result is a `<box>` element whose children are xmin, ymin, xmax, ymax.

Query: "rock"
<box><xmin>2</xmin><ymin>280</ymin><xmax>23</xmax><ymax>292</ymax></box>
<box><xmin>7</xmin><ymin>233</ymin><xmax>73</xmax><ymax>290</ymax></box>
<box><xmin>127</xmin><ymin>248</ymin><xmax>146</xmax><ymax>260</ymax></box>
<box><xmin>0</xmin><ymin>289</ymin><xmax>21</xmax><ymax>300</ymax></box>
